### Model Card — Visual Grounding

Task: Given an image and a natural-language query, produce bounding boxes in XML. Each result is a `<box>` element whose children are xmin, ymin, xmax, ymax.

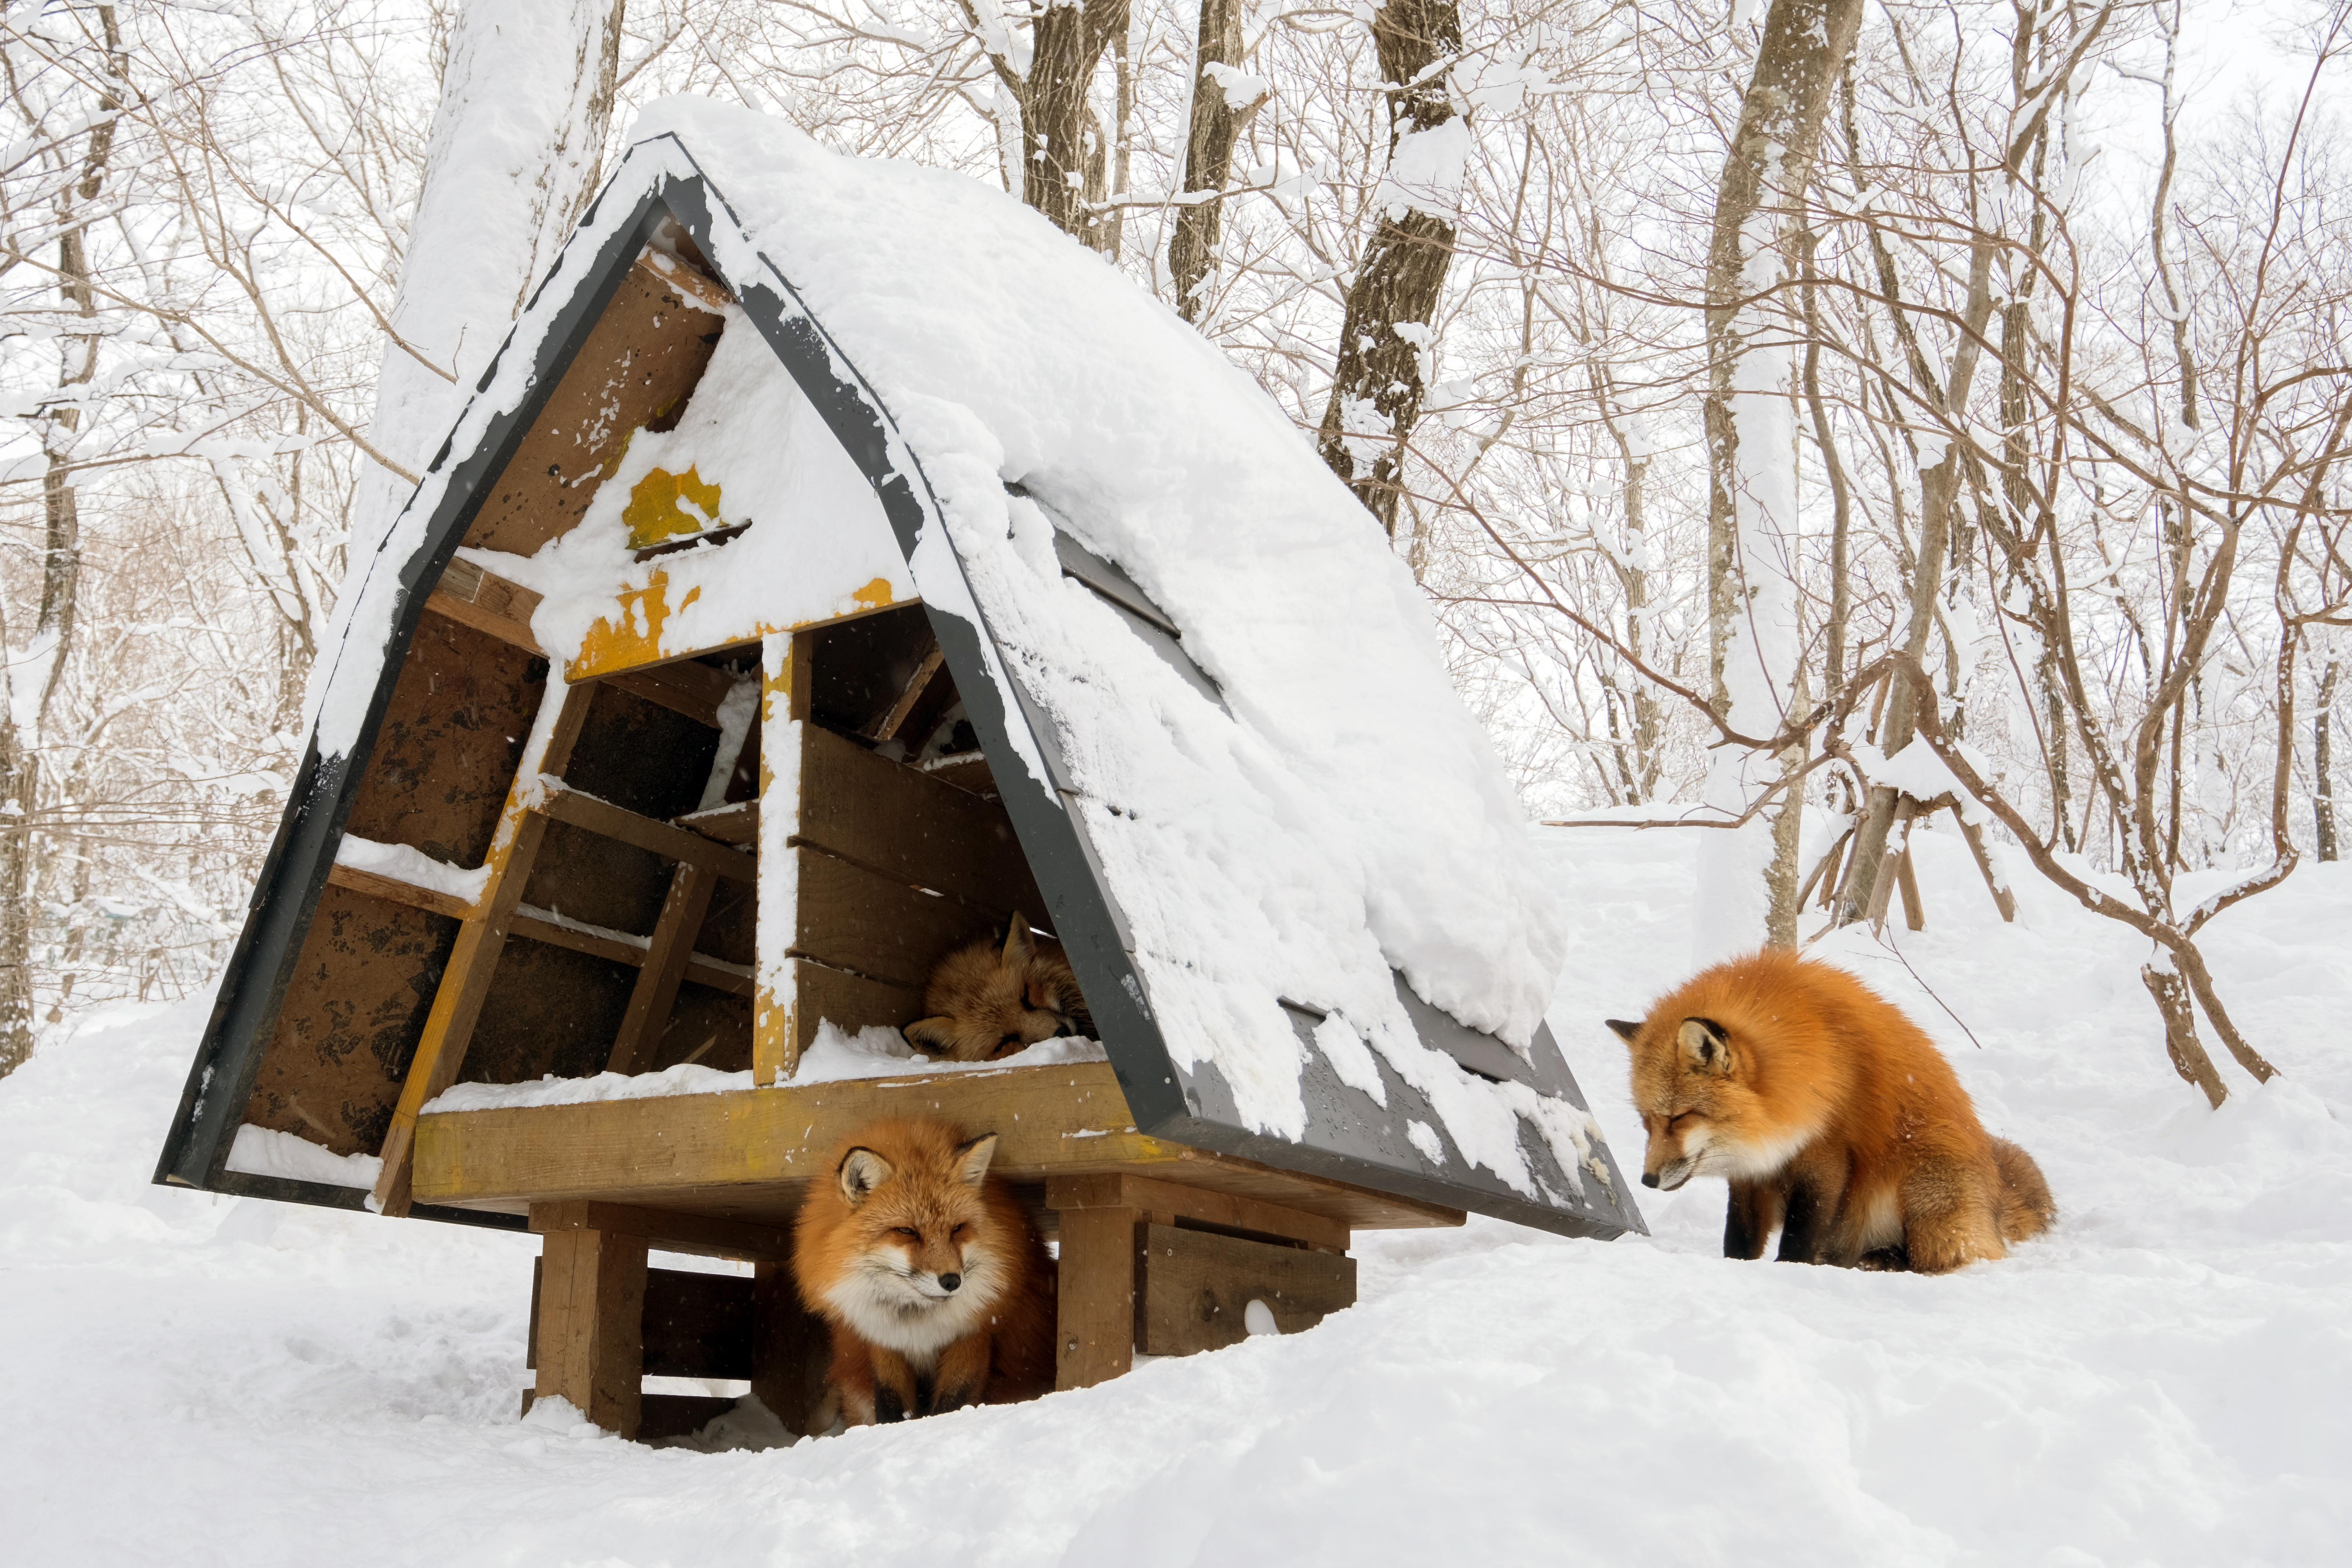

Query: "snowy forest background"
<box><xmin>1</xmin><ymin>0</ymin><xmax>2346</xmax><ymax>1106</ymax></box>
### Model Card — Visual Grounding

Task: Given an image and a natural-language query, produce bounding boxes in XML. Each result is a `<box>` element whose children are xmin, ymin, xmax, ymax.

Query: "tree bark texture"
<box><xmin>1315</xmin><ymin>0</ymin><xmax>1464</xmax><ymax>537</ymax></box>
<box><xmin>0</xmin><ymin>6</ymin><xmax>123</xmax><ymax>1078</ymax></box>
<box><xmin>2319</xmin><ymin>659</ymin><xmax>2339</xmax><ymax>862</ymax></box>
<box><xmin>1020</xmin><ymin>0</ymin><xmax>1129</xmax><ymax>250</ymax></box>
<box><xmin>2141</xmin><ymin>959</ymin><xmax>2227</xmax><ymax>1109</ymax></box>
<box><xmin>1168</xmin><ymin>0</ymin><xmax>1249</xmax><ymax>320</ymax></box>
<box><xmin>1693</xmin><ymin>0</ymin><xmax>1864</xmax><ymax>956</ymax></box>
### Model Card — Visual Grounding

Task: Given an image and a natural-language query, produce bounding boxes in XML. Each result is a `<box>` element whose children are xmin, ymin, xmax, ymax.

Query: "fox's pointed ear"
<box><xmin>1678</xmin><ymin>1018</ymin><xmax>1733</xmax><ymax>1077</ymax></box>
<box><xmin>904</xmin><ymin>1017</ymin><xmax>956</xmax><ymax>1053</ymax></box>
<box><xmin>1000</xmin><ymin>914</ymin><xmax>1035</xmax><ymax>967</ymax></box>
<box><xmin>952</xmin><ymin>1133</ymin><xmax>999</xmax><ymax>1187</ymax></box>
<box><xmin>1605</xmin><ymin>1018</ymin><xmax>1642</xmax><ymax>1045</ymax></box>
<box><xmin>838</xmin><ymin>1146</ymin><xmax>894</xmax><ymax>1206</ymax></box>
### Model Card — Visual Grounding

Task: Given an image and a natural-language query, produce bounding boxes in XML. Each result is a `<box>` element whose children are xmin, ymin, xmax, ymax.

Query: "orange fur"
<box><xmin>1607</xmin><ymin>950</ymin><xmax>2054</xmax><ymax>1273</ymax></box>
<box><xmin>792</xmin><ymin>1116</ymin><xmax>1056</xmax><ymax>1429</ymax></box>
<box><xmin>904</xmin><ymin>913</ymin><xmax>1093</xmax><ymax>1062</ymax></box>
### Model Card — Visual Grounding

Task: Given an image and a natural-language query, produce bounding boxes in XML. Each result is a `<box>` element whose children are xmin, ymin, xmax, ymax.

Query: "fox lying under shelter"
<box><xmin>1607</xmin><ymin>950</ymin><xmax>2054</xmax><ymax>1273</ymax></box>
<box><xmin>793</xmin><ymin>1115</ymin><xmax>1056</xmax><ymax>1428</ymax></box>
<box><xmin>904</xmin><ymin>912</ymin><xmax>1093</xmax><ymax>1062</ymax></box>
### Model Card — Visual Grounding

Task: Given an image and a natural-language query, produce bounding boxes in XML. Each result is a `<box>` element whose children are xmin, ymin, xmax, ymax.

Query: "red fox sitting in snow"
<box><xmin>904</xmin><ymin>912</ymin><xmax>1093</xmax><ymax>1061</ymax></box>
<box><xmin>792</xmin><ymin>1115</ymin><xmax>1057</xmax><ymax>1429</ymax></box>
<box><xmin>1607</xmin><ymin>950</ymin><xmax>2055</xmax><ymax>1273</ymax></box>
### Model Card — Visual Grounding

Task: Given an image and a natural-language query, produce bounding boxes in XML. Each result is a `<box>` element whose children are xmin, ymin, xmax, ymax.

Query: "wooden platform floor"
<box><xmin>413</xmin><ymin>1060</ymin><xmax>1464</xmax><ymax>1237</ymax></box>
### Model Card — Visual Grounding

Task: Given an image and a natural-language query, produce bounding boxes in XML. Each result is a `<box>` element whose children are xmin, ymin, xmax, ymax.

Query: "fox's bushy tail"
<box><xmin>1991</xmin><ymin>1137</ymin><xmax>2056</xmax><ymax>1243</ymax></box>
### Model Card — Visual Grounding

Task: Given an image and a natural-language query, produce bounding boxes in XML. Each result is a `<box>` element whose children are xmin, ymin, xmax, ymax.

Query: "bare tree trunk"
<box><xmin>1693</xmin><ymin>0</ymin><xmax>1864</xmax><ymax>956</ymax></box>
<box><xmin>1168</xmin><ymin>0</ymin><xmax>1251</xmax><ymax>320</ymax></box>
<box><xmin>352</xmin><ymin>0</ymin><xmax>631</xmax><ymax>557</ymax></box>
<box><xmin>1021</xmin><ymin>0</ymin><xmax>1128</xmax><ymax>245</ymax></box>
<box><xmin>1106</xmin><ymin>16</ymin><xmax>1134</xmax><ymax>262</ymax></box>
<box><xmin>1315</xmin><ymin>0</ymin><xmax>1465</xmax><ymax>537</ymax></box>
<box><xmin>2319</xmin><ymin>658</ymin><xmax>2339</xmax><ymax>862</ymax></box>
<box><xmin>0</xmin><ymin>6</ymin><xmax>123</xmax><ymax>1078</ymax></box>
<box><xmin>2142</xmin><ymin>958</ymin><xmax>2227</xmax><ymax>1109</ymax></box>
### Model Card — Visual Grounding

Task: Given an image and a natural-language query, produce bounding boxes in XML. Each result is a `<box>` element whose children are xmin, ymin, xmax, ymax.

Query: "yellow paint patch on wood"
<box><xmin>567</xmin><ymin>574</ymin><xmax>913</xmax><ymax>684</ymax></box>
<box><xmin>623</xmin><ymin>464</ymin><xmax>726</xmax><ymax>548</ymax></box>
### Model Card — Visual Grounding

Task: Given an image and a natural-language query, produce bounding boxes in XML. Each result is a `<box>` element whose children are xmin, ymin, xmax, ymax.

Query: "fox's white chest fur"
<box><xmin>820</xmin><ymin>1244</ymin><xmax>1006</xmax><ymax>1373</ymax></box>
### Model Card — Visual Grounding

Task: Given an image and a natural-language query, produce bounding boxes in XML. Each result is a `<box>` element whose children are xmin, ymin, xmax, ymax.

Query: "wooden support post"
<box><xmin>753</xmin><ymin>629</ymin><xmax>815</xmax><ymax>1087</ymax></box>
<box><xmin>1053</xmin><ymin>1204</ymin><xmax>1145</xmax><ymax>1391</ymax></box>
<box><xmin>606</xmin><ymin>862</ymin><xmax>718</xmax><ymax>1075</ymax></box>
<box><xmin>373</xmin><ymin>681</ymin><xmax>596</xmax><ymax>1217</ymax></box>
<box><xmin>531</xmin><ymin>1211</ymin><xmax>649</xmax><ymax>1438</ymax></box>
<box><xmin>751</xmin><ymin>1260</ymin><xmax>831</xmax><ymax>1437</ymax></box>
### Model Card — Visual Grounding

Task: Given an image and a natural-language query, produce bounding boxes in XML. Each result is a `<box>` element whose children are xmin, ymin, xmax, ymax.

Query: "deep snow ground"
<box><xmin>3</xmin><ymin>822</ymin><xmax>2348</xmax><ymax>1565</ymax></box>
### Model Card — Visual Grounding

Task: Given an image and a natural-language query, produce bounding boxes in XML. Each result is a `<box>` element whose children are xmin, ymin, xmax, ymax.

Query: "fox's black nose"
<box><xmin>939</xmin><ymin>1273</ymin><xmax>961</xmax><ymax>1293</ymax></box>
<box><xmin>1641</xmin><ymin>1173</ymin><xmax>1660</xmax><ymax>1189</ymax></box>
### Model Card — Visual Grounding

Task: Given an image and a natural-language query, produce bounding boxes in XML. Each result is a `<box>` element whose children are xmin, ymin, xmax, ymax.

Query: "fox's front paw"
<box><xmin>1854</xmin><ymin>1246</ymin><xmax>1910</xmax><ymax>1272</ymax></box>
<box><xmin>873</xmin><ymin>1387</ymin><xmax>909</xmax><ymax>1423</ymax></box>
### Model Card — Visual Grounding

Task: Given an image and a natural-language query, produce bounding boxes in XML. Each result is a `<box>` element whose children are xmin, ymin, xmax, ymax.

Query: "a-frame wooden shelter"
<box><xmin>156</xmin><ymin>103</ymin><xmax>1642</xmax><ymax>1440</ymax></box>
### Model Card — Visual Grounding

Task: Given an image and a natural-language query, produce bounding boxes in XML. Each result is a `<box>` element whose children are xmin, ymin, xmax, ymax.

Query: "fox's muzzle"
<box><xmin>1643</xmin><ymin>1156</ymin><xmax>1694</xmax><ymax>1192</ymax></box>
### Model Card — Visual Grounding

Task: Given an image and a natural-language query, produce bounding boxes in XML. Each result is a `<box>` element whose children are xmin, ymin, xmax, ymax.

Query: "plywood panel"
<box><xmin>245</xmin><ymin>884</ymin><xmax>459</xmax><ymax>1156</ymax></box>
<box><xmin>696</xmin><ymin>873</ymin><xmax>756</xmax><ymax>966</ymax></box>
<box><xmin>652</xmin><ymin>984</ymin><xmax>753</xmax><ymax>1074</ymax></box>
<box><xmin>797</xmin><ymin>724</ymin><xmax>1045</xmax><ymax>918</ymax></box>
<box><xmin>1137</xmin><ymin>1224</ymin><xmax>1356</xmax><ymax>1355</ymax></box>
<box><xmin>519</xmin><ymin>818</ymin><xmax>674</xmax><ymax>941</ymax></box>
<box><xmin>462</xmin><ymin>940</ymin><xmax>637</xmax><ymax>1086</ymax></box>
<box><xmin>465</xmin><ymin>258</ymin><xmax>726</xmax><ymax>558</ymax></box>
<box><xmin>790</xmin><ymin>845</ymin><xmax>996</xmax><ymax>992</ymax></box>
<box><xmin>562</xmin><ymin>682</ymin><xmax>723</xmax><ymax>824</ymax></box>
<box><xmin>343</xmin><ymin>616</ymin><xmax>545</xmax><ymax>866</ymax></box>
<box><xmin>788</xmin><ymin>957</ymin><xmax>924</xmax><ymax>1069</ymax></box>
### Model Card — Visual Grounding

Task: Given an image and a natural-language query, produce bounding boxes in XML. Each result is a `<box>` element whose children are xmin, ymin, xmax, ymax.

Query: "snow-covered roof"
<box><xmin>203</xmin><ymin>98</ymin><xmax>1640</xmax><ymax>1237</ymax></box>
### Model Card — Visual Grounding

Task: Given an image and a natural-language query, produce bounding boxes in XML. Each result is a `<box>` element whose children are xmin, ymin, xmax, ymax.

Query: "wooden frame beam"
<box><xmin>529</xmin><ymin>1198</ymin><xmax>791</xmax><ymax>1262</ymax></box>
<box><xmin>600</xmin><ymin>658</ymin><xmax>739</xmax><ymax>729</ymax></box>
<box><xmin>1047</xmin><ymin>1172</ymin><xmax>1350</xmax><ymax>1254</ymax></box>
<box><xmin>373</xmin><ymin>682</ymin><xmax>597</xmax><ymax>1217</ymax></box>
<box><xmin>411</xmin><ymin>1061</ymin><xmax>1468</xmax><ymax>1233</ymax></box>
<box><xmin>321</xmin><ymin>862</ymin><xmax>750</xmax><ymax>997</ymax></box>
<box><xmin>425</xmin><ymin>557</ymin><xmax>544</xmax><ymax>654</ymax></box>
<box><xmin>539</xmin><ymin>778</ymin><xmax>755</xmax><ymax>883</ymax></box>
<box><xmin>606</xmin><ymin>862</ymin><xmax>718</xmax><ymax>1075</ymax></box>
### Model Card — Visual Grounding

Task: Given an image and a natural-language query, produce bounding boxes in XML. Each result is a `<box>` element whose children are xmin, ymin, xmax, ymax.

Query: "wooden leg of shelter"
<box><xmin>373</xmin><ymin>681</ymin><xmax>597</xmax><ymax>1217</ymax></box>
<box><xmin>1052</xmin><ymin>1204</ymin><xmax>1146</xmax><ymax>1391</ymax></box>
<box><xmin>532</xmin><ymin>1210</ymin><xmax>650</xmax><ymax>1438</ymax></box>
<box><xmin>751</xmin><ymin>1261</ymin><xmax>830</xmax><ymax>1437</ymax></box>
<box><xmin>606</xmin><ymin>862</ymin><xmax>717</xmax><ymax>1075</ymax></box>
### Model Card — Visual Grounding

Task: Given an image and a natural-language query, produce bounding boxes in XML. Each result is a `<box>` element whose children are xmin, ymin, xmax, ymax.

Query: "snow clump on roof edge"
<box><xmin>628</xmin><ymin>98</ymin><xmax>1566</xmax><ymax>1081</ymax></box>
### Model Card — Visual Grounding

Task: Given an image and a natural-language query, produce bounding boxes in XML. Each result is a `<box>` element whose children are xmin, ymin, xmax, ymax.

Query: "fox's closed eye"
<box><xmin>891</xmin><ymin>1226</ymin><xmax>920</xmax><ymax>1240</ymax></box>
